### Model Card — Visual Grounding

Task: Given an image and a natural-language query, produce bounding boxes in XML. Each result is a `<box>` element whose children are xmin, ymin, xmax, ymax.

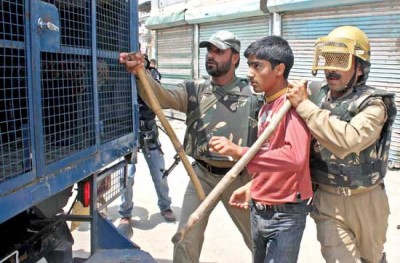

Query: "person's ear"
<box><xmin>275</xmin><ymin>63</ymin><xmax>285</xmax><ymax>77</ymax></box>
<box><xmin>232</xmin><ymin>52</ymin><xmax>240</xmax><ymax>65</ymax></box>
<box><xmin>356</xmin><ymin>62</ymin><xmax>363</xmax><ymax>77</ymax></box>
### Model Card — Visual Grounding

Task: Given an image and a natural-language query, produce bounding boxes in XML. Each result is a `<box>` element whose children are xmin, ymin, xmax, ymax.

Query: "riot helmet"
<box><xmin>312</xmin><ymin>26</ymin><xmax>371</xmax><ymax>85</ymax></box>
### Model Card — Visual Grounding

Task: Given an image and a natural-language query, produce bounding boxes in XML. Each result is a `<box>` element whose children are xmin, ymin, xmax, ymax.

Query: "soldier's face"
<box><xmin>246</xmin><ymin>55</ymin><xmax>282</xmax><ymax>96</ymax></box>
<box><xmin>324</xmin><ymin>59</ymin><xmax>362</xmax><ymax>92</ymax></box>
<box><xmin>205</xmin><ymin>45</ymin><xmax>236</xmax><ymax>77</ymax></box>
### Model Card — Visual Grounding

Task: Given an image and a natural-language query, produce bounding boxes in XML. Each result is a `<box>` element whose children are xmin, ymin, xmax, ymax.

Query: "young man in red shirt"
<box><xmin>209</xmin><ymin>35</ymin><xmax>312</xmax><ymax>263</ymax></box>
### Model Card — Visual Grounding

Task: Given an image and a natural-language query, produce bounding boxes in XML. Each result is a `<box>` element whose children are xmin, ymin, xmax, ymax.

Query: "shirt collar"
<box><xmin>266</xmin><ymin>88</ymin><xmax>288</xmax><ymax>103</ymax></box>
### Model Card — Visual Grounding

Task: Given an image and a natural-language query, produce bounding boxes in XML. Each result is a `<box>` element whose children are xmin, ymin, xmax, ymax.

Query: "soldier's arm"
<box><xmin>136</xmin><ymin>73</ymin><xmax>188</xmax><ymax>113</ymax></box>
<box><xmin>296</xmin><ymin>98</ymin><xmax>386</xmax><ymax>159</ymax></box>
<box><xmin>119</xmin><ymin>52</ymin><xmax>188</xmax><ymax>112</ymax></box>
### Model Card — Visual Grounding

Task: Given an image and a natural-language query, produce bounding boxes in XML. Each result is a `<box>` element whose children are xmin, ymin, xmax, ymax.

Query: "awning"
<box><xmin>145</xmin><ymin>10</ymin><xmax>187</xmax><ymax>29</ymax></box>
<box><xmin>145</xmin><ymin>0</ymin><xmax>268</xmax><ymax>30</ymax></box>
<box><xmin>267</xmin><ymin>0</ymin><xmax>384</xmax><ymax>12</ymax></box>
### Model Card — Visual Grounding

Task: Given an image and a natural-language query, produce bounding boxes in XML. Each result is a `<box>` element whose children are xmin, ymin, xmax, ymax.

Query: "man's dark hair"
<box><xmin>244</xmin><ymin>35</ymin><xmax>294</xmax><ymax>79</ymax></box>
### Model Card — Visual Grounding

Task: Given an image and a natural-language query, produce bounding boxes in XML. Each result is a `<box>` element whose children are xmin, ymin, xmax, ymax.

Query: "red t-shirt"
<box><xmin>242</xmin><ymin>95</ymin><xmax>313</xmax><ymax>204</ymax></box>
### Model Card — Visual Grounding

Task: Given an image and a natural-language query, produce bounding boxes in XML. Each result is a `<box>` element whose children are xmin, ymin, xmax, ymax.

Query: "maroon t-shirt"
<box><xmin>242</xmin><ymin>95</ymin><xmax>313</xmax><ymax>204</ymax></box>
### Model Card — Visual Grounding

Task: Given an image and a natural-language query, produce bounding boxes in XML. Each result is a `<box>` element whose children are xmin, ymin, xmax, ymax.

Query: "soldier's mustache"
<box><xmin>326</xmin><ymin>72</ymin><xmax>341</xmax><ymax>79</ymax></box>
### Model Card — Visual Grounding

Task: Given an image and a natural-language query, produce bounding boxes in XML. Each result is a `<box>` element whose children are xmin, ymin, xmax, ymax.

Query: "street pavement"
<box><xmin>72</xmin><ymin>118</ymin><xmax>400</xmax><ymax>263</ymax></box>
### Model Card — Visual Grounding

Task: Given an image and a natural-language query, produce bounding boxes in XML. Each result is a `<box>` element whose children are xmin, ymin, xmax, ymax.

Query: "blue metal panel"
<box><xmin>0</xmin><ymin>1</ymin><xmax>34</xmax><ymax>183</ymax></box>
<box><xmin>95</xmin><ymin>211</ymin><xmax>141</xmax><ymax>250</ymax></box>
<box><xmin>0</xmin><ymin>143</ymin><xmax>134</xmax><ymax>223</ymax></box>
<box><xmin>37</xmin><ymin>1</ymin><xmax>61</xmax><ymax>52</ymax></box>
<box><xmin>0</xmin><ymin>40</ymin><xmax>25</xmax><ymax>49</ymax></box>
<box><xmin>30</xmin><ymin>0</ymin><xmax>47</xmax><ymax>178</ymax></box>
<box><xmin>131</xmin><ymin>0</ymin><xmax>140</xmax><ymax>148</ymax></box>
<box><xmin>0</xmin><ymin>0</ymin><xmax>139</xmax><ymax>223</ymax></box>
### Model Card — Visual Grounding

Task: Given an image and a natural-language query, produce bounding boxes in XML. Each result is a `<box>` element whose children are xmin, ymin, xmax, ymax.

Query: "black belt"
<box><xmin>196</xmin><ymin>160</ymin><xmax>231</xmax><ymax>175</ymax></box>
<box><xmin>250</xmin><ymin>199</ymin><xmax>310</xmax><ymax>213</ymax></box>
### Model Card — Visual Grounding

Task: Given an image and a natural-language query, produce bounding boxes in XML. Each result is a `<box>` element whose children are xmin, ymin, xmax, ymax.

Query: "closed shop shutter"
<box><xmin>199</xmin><ymin>16</ymin><xmax>270</xmax><ymax>79</ymax></box>
<box><xmin>282</xmin><ymin>1</ymin><xmax>400</xmax><ymax>168</ymax></box>
<box><xmin>157</xmin><ymin>25</ymin><xmax>194</xmax><ymax>88</ymax></box>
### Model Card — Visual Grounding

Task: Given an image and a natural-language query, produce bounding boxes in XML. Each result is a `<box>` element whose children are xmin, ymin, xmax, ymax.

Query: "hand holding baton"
<box><xmin>130</xmin><ymin>53</ymin><xmax>206</xmax><ymax>201</ymax></box>
<box><xmin>172</xmin><ymin>99</ymin><xmax>293</xmax><ymax>244</ymax></box>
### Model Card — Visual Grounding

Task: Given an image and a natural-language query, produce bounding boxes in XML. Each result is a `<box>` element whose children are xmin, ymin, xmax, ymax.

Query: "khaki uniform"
<box><xmin>174</xmin><ymin>163</ymin><xmax>252</xmax><ymax>263</ymax></box>
<box><xmin>137</xmin><ymin>75</ymin><xmax>254</xmax><ymax>263</ymax></box>
<box><xmin>296</xmin><ymin>87</ymin><xmax>390</xmax><ymax>263</ymax></box>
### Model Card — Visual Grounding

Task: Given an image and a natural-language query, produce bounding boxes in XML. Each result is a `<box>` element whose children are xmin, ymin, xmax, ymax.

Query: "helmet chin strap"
<box><xmin>343</xmin><ymin>70</ymin><xmax>358</xmax><ymax>92</ymax></box>
<box><xmin>338</xmin><ymin>58</ymin><xmax>360</xmax><ymax>95</ymax></box>
<box><xmin>331</xmin><ymin>70</ymin><xmax>357</xmax><ymax>99</ymax></box>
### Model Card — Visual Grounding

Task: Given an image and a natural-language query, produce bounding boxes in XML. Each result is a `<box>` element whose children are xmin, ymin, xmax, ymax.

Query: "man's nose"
<box><xmin>247</xmin><ymin>69</ymin><xmax>255</xmax><ymax>78</ymax></box>
<box><xmin>207</xmin><ymin>51</ymin><xmax>217</xmax><ymax>59</ymax></box>
<box><xmin>326</xmin><ymin>69</ymin><xmax>337</xmax><ymax>75</ymax></box>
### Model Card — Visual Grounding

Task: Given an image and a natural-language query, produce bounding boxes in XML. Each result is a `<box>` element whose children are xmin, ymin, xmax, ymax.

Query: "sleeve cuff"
<box><xmin>296</xmin><ymin>99</ymin><xmax>319</xmax><ymax>119</ymax></box>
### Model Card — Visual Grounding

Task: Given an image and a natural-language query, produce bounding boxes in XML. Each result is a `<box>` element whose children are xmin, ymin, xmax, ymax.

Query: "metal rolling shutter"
<box><xmin>282</xmin><ymin>1</ymin><xmax>400</xmax><ymax>168</ymax></box>
<box><xmin>199</xmin><ymin>16</ymin><xmax>270</xmax><ymax>79</ymax></box>
<box><xmin>157</xmin><ymin>25</ymin><xmax>194</xmax><ymax>88</ymax></box>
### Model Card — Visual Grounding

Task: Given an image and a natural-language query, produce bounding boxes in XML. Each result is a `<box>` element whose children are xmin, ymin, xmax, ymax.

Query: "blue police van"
<box><xmin>0</xmin><ymin>1</ymin><xmax>153</xmax><ymax>262</ymax></box>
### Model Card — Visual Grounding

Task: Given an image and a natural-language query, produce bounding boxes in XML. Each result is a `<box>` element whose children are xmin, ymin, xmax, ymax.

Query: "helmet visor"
<box><xmin>312</xmin><ymin>37</ymin><xmax>355</xmax><ymax>73</ymax></box>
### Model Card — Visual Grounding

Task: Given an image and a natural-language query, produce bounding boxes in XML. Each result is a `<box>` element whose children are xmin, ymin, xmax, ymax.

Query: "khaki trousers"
<box><xmin>311</xmin><ymin>184</ymin><xmax>389</xmax><ymax>263</ymax></box>
<box><xmin>173</xmin><ymin>163</ymin><xmax>253</xmax><ymax>263</ymax></box>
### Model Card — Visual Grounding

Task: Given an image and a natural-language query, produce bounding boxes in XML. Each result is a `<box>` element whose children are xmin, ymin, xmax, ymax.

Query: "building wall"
<box><xmin>144</xmin><ymin>0</ymin><xmax>400</xmax><ymax>166</ymax></box>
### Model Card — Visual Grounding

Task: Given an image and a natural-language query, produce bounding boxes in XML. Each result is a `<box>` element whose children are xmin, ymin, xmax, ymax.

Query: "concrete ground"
<box><xmin>72</xmin><ymin>119</ymin><xmax>400</xmax><ymax>263</ymax></box>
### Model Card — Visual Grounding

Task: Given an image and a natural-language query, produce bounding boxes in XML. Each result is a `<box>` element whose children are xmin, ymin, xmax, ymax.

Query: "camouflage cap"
<box><xmin>199</xmin><ymin>30</ymin><xmax>240</xmax><ymax>53</ymax></box>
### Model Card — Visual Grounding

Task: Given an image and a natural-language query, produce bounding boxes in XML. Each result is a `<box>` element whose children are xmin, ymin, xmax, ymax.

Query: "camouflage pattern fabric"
<box><xmin>183</xmin><ymin>77</ymin><xmax>262</xmax><ymax>168</ymax></box>
<box><xmin>310</xmin><ymin>84</ymin><xmax>397</xmax><ymax>188</ymax></box>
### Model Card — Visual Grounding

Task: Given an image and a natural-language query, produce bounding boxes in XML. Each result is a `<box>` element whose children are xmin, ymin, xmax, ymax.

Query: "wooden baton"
<box><xmin>171</xmin><ymin>99</ymin><xmax>292</xmax><ymax>244</ymax></box>
<box><xmin>131</xmin><ymin>53</ymin><xmax>206</xmax><ymax>201</ymax></box>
